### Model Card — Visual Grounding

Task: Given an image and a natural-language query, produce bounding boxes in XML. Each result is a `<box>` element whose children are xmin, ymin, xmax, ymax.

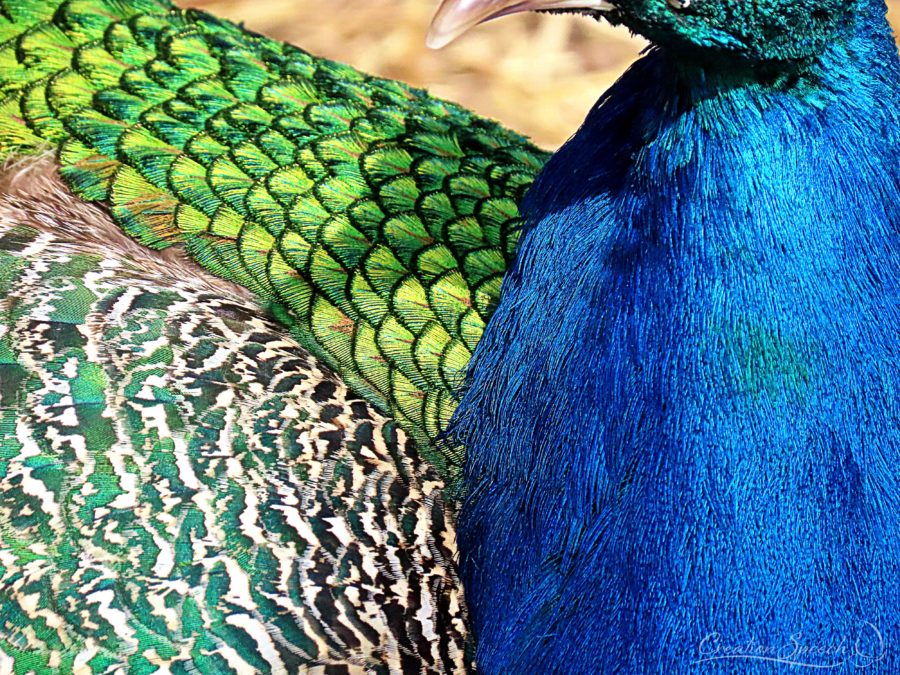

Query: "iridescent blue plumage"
<box><xmin>3</xmin><ymin>0</ymin><xmax>900</xmax><ymax>670</ymax></box>
<box><xmin>453</xmin><ymin>1</ymin><xmax>900</xmax><ymax>670</ymax></box>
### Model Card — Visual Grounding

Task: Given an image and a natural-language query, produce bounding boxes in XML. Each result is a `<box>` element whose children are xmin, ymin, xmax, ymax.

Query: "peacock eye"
<box><xmin>667</xmin><ymin>0</ymin><xmax>691</xmax><ymax>10</ymax></box>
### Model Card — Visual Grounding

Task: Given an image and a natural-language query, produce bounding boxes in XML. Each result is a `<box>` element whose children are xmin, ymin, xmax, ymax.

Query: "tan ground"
<box><xmin>181</xmin><ymin>1</ymin><xmax>900</xmax><ymax>149</ymax></box>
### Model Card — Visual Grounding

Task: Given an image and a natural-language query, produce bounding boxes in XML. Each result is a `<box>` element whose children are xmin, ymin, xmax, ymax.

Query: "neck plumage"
<box><xmin>454</xmin><ymin>5</ymin><xmax>900</xmax><ymax>672</ymax></box>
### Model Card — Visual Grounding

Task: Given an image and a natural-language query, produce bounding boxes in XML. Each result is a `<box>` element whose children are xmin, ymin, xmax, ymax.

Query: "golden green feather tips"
<box><xmin>0</xmin><ymin>0</ymin><xmax>549</xmax><ymax>479</ymax></box>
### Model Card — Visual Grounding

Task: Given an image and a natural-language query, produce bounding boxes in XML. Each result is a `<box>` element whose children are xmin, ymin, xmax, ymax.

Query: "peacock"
<box><xmin>1</xmin><ymin>0</ymin><xmax>900</xmax><ymax>672</ymax></box>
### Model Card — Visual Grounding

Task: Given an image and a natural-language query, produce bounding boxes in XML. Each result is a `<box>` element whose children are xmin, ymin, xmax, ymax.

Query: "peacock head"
<box><xmin>427</xmin><ymin>0</ymin><xmax>863</xmax><ymax>65</ymax></box>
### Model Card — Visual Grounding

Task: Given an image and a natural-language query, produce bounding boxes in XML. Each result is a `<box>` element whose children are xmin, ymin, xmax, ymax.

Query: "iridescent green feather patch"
<box><xmin>0</xmin><ymin>0</ymin><xmax>549</xmax><ymax>479</ymax></box>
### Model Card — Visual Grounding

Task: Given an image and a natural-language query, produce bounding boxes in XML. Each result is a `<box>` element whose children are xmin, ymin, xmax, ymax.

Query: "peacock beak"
<box><xmin>427</xmin><ymin>0</ymin><xmax>616</xmax><ymax>48</ymax></box>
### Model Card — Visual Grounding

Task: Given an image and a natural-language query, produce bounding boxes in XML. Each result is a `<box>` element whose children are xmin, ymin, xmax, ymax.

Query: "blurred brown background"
<box><xmin>180</xmin><ymin>1</ymin><xmax>900</xmax><ymax>149</ymax></box>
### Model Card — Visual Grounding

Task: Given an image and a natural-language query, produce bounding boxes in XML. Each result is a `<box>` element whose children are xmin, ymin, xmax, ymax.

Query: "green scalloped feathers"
<box><xmin>0</xmin><ymin>0</ymin><xmax>548</xmax><ymax>481</ymax></box>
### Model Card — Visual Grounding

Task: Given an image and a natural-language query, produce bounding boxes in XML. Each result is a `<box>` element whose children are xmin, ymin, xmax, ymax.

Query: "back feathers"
<box><xmin>0</xmin><ymin>0</ymin><xmax>548</xmax><ymax>479</ymax></box>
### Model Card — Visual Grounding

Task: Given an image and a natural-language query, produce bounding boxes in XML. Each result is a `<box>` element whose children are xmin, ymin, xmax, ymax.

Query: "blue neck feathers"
<box><xmin>454</xmin><ymin>4</ymin><xmax>900</xmax><ymax>672</ymax></box>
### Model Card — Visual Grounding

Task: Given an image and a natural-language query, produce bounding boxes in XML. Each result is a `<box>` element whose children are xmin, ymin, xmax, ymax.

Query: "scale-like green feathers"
<box><xmin>0</xmin><ymin>0</ymin><xmax>548</xmax><ymax>479</ymax></box>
